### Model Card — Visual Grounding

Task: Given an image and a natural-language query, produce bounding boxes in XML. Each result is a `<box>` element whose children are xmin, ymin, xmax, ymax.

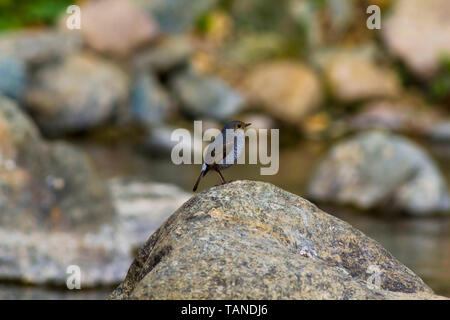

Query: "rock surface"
<box><xmin>109</xmin><ymin>180</ymin><xmax>444</xmax><ymax>299</ymax></box>
<box><xmin>308</xmin><ymin>131</ymin><xmax>450</xmax><ymax>215</ymax></box>
<box><xmin>25</xmin><ymin>53</ymin><xmax>128</xmax><ymax>136</ymax></box>
<box><xmin>81</xmin><ymin>0</ymin><xmax>159</xmax><ymax>57</ymax></box>
<box><xmin>383</xmin><ymin>0</ymin><xmax>450</xmax><ymax>78</ymax></box>
<box><xmin>242</xmin><ymin>61</ymin><xmax>322</xmax><ymax>124</ymax></box>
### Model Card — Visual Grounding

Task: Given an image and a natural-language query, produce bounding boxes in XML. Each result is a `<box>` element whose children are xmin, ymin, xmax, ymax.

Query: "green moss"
<box><xmin>430</xmin><ymin>55</ymin><xmax>450</xmax><ymax>102</ymax></box>
<box><xmin>0</xmin><ymin>0</ymin><xmax>72</xmax><ymax>30</ymax></box>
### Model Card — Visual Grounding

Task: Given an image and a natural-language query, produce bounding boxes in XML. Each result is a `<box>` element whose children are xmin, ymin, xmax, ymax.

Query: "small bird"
<box><xmin>193</xmin><ymin>120</ymin><xmax>251</xmax><ymax>191</ymax></box>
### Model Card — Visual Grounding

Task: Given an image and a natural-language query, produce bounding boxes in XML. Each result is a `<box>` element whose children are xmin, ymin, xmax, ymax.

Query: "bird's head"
<box><xmin>224</xmin><ymin>120</ymin><xmax>251</xmax><ymax>132</ymax></box>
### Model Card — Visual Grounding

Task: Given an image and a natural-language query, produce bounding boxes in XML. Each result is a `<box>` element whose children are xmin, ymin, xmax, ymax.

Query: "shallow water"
<box><xmin>2</xmin><ymin>138</ymin><xmax>449</xmax><ymax>299</ymax></box>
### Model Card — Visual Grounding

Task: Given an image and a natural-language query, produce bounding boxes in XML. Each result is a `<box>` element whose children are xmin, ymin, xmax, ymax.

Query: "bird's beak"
<box><xmin>245</xmin><ymin>123</ymin><xmax>251</xmax><ymax>127</ymax></box>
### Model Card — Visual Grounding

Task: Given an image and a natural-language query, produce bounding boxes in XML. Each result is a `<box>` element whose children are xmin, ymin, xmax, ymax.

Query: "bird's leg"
<box><xmin>215</xmin><ymin>168</ymin><xmax>227</xmax><ymax>184</ymax></box>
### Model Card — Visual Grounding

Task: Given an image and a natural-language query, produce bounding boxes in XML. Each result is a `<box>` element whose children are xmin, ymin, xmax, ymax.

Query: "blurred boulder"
<box><xmin>109</xmin><ymin>178</ymin><xmax>191</xmax><ymax>244</ymax></box>
<box><xmin>383</xmin><ymin>0</ymin><xmax>450</xmax><ymax>79</ymax></box>
<box><xmin>308</xmin><ymin>131</ymin><xmax>450</xmax><ymax>216</ymax></box>
<box><xmin>0</xmin><ymin>94</ymin><xmax>114</xmax><ymax>232</ymax></box>
<box><xmin>170</xmin><ymin>68</ymin><xmax>244</xmax><ymax>121</ymax></box>
<box><xmin>81</xmin><ymin>0</ymin><xmax>159</xmax><ymax>57</ymax></box>
<box><xmin>110</xmin><ymin>180</ymin><xmax>441</xmax><ymax>299</ymax></box>
<box><xmin>142</xmin><ymin>125</ymin><xmax>202</xmax><ymax>158</ymax></box>
<box><xmin>25</xmin><ymin>53</ymin><xmax>129</xmax><ymax>136</ymax></box>
<box><xmin>323</xmin><ymin>52</ymin><xmax>401</xmax><ymax>102</ymax></box>
<box><xmin>428</xmin><ymin>121</ymin><xmax>450</xmax><ymax>143</ymax></box>
<box><xmin>142</xmin><ymin>0</ymin><xmax>219</xmax><ymax>34</ymax></box>
<box><xmin>132</xmin><ymin>36</ymin><xmax>193</xmax><ymax>73</ymax></box>
<box><xmin>0</xmin><ymin>54</ymin><xmax>26</xmax><ymax>101</ymax></box>
<box><xmin>0</xmin><ymin>30</ymin><xmax>82</xmax><ymax>66</ymax></box>
<box><xmin>130</xmin><ymin>72</ymin><xmax>173</xmax><ymax>127</ymax></box>
<box><xmin>242</xmin><ymin>61</ymin><xmax>322</xmax><ymax>124</ymax></box>
<box><xmin>349</xmin><ymin>100</ymin><xmax>441</xmax><ymax>135</ymax></box>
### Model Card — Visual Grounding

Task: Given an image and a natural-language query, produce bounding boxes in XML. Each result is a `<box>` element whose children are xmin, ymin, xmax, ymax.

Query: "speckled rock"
<box><xmin>242</xmin><ymin>61</ymin><xmax>322</xmax><ymax>124</ymax></box>
<box><xmin>383</xmin><ymin>0</ymin><xmax>450</xmax><ymax>78</ymax></box>
<box><xmin>25</xmin><ymin>53</ymin><xmax>128</xmax><ymax>136</ymax></box>
<box><xmin>308</xmin><ymin>131</ymin><xmax>450</xmax><ymax>216</ymax></box>
<box><xmin>109</xmin><ymin>180</ymin><xmax>444</xmax><ymax>300</ymax></box>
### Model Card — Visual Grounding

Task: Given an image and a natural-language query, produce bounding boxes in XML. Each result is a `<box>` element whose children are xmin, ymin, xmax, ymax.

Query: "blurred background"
<box><xmin>0</xmin><ymin>0</ymin><xmax>449</xmax><ymax>299</ymax></box>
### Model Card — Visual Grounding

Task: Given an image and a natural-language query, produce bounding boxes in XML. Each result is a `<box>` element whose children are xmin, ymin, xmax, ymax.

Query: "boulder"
<box><xmin>242</xmin><ymin>61</ymin><xmax>322</xmax><ymax>124</ymax></box>
<box><xmin>110</xmin><ymin>180</ymin><xmax>445</xmax><ymax>299</ymax></box>
<box><xmin>0</xmin><ymin>30</ymin><xmax>82</xmax><ymax>66</ymax></box>
<box><xmin>143</xmin><ymin>0</ymin><xmax>219</xmax><ymax>34</ymax></box>
<box><xmin>349</xmin><ymin>100</ymin><xmax>441</xmax><ymax>135</ymax></box>
<box><xmin>25</xmin><ymin>53</ymin><xmax>128</xmax><ymax>136</ymax></box>
<box><xmin>130</xmin><ymin>72</ymin><xmax>173</xmax><ymax>127</ymax></box>
<box><xmin>323</xmin><ymin>52</ymin><xmax>401</xmax><ymax>102</ymax></box>
<box><xmin>382</xmin><ymin>0</ymin><xmax>450</xmax><ymax>79</ymax></box>
<box><xmin>0</xmin><ymin>95</ymin><xmax>113</xmax><ymax>232</ymax></box>
<box><xmin>81</xmin><ymin>0</ymin><xmax>159</xmax><ymax>57</ymax></box>
<box><xmin>132</xmin><ymin>36</ymin><xmax>193</xmax><ymax>73</ymax></box>
<box><xmin>308</xmin><ymin>131</ymin><xmax>450</xmax><ymax>215</ymax></box>
<box><xmin>170</xmin><ymin>68</ymin><xmax>243</xmax><ymax>121</ymax></box>
<box><xmin>0</xmin><ymin>54</ymin><xmax>26</xmax><ymax>101</ymax></box>
<box><xmin>428</xmin><ymin>121</ymin><xmax>450</xmax><ymax>143</ymax></box>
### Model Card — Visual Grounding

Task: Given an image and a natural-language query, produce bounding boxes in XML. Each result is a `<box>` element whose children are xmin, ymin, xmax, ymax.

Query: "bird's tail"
<box><xmin>193</xmin><ymin>169</ymin><xmax>207</xmax><ymax>192</ymax></box>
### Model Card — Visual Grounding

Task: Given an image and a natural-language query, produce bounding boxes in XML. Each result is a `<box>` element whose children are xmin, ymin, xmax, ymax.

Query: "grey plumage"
<box><xmin>193</xmin><ymin>121</ymin><xmax>250</xmax><ymax>191</ymax></box>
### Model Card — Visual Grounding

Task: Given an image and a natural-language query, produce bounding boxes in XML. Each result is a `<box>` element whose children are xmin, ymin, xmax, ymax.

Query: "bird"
<box><xmin>193</xmin><ymin>120</ymin><xmax>251</xmax><ymax>191</ymax></box>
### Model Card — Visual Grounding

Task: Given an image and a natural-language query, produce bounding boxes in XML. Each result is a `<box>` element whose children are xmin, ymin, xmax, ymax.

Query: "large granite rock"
<box><xmin>25</xmin><ymin>53</ymin><xmax>128</xmax><ymax>136</ymax></box>
<box><xmin>242</xmin><ymin>61</ymin><xmax>322</xmax><ymax>124</ymax></box>
<box><xmin>109</xmin><ymin>180</ymin><xmax>445</xmax><ymax>299</ymax></box>
<box><xmin>383</xmin><ymin>0</ymin><xmax>450</xmax><ymax>79</ymax></box>
<box><xmin>308</xmin><ymin>131</ymin><xmax>450</xmax><ymax>216</ymax></box>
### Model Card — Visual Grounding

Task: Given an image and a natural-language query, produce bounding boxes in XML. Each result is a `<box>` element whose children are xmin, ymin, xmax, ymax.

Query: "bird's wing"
<box><xmin>204</xmin><ymin>133</ymin><xmax>236</xmax><ymax>165</ymax></box>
